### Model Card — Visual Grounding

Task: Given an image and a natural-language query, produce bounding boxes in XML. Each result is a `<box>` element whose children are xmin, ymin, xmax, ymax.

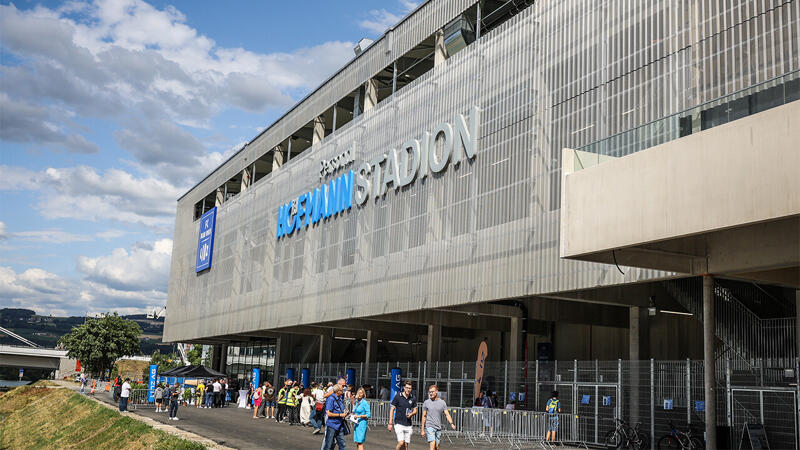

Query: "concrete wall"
<box><xmin>561</xmin><ymin>101</ymin><xmax>800</xmax><ymax>263</ymax></box>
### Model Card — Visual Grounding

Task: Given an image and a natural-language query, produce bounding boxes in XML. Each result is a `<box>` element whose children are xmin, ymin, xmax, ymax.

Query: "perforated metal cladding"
<box><xmin>164</xmin><ymin>0</ymin><xmax>800</xmax><ymax>342</ymax></box>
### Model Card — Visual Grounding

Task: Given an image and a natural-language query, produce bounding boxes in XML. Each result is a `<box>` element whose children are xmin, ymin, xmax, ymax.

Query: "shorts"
<box><xmin>548</xmin><ymin>415</ymin><xmax>559</xmax><ymax>432</ymax></box>
<box><xmin>394</xmin><ymin>424</ymin><xmax>413</xmax><ymax>443</ymax></box>
<box><xmin>425</xmin><ymin>427</ymin><xmax>441</xmax><ymax>444</ymax></box>
<box><xmin>155</xmin><ymin>399</ymin><xmax>163</xmax><ymax>405</ymax></box>
<box><xmin>262</xmin><ymin>401</ymin><xmax>275</xmax><ymax>407</ymax></box>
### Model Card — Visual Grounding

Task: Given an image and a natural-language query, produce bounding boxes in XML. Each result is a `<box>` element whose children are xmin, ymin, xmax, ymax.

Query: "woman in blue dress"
<box><xmin>352</xmin><ymin>387</ymin><xmax>371</xmax><ymax>449</ymax></box>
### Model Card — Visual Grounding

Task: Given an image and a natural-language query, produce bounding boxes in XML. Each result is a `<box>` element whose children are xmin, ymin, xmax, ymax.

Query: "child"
<box><xmin>544</xmin><ymin>391</ymin><xmax>561</xmax><ymax>442</ymax></box>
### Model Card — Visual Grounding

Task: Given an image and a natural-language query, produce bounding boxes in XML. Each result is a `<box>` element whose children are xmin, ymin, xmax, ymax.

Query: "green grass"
<box><xmin>0</xmin><ymin>386</ymin><xmax>205</xmax><ymax>449</ymax></box>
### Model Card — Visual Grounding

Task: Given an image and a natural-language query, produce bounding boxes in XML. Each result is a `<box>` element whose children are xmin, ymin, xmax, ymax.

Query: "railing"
<box><xmin>364</xmin><ymin>399</ymin><xmax>582</xmax><ymax>447</ymax></box>
<box><xmin>575</xmin><ymin>70</ymin><xmax>800</xmax><ymax>170</ymax></box>
<box><xmin>663</xmin><ymin>278</ymin><xmax>797</xmax><ymax>364</ymax></box>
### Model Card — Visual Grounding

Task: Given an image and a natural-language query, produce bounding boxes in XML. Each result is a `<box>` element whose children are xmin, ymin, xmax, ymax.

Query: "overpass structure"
<box><xmin>0</xmin><ymin>344</ymin><xmax>69</xmax><ymax>370</ymax></box>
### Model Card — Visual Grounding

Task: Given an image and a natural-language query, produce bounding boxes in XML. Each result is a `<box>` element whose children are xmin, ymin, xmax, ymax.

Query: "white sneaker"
<box><xmin>173</xmin><ymin>417</ymin><xmax>179</xmax><ymax>421</ymax></box>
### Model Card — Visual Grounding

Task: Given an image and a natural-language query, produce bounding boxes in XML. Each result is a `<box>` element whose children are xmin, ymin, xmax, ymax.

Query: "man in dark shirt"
<box><xmin>321</xmin><ymin>384</ymin><xmax>349</xmax><ymax>449</ymax></box>
<box><xmin>388</xmin><ymin>380</ymin><xmax>417</xmax><ymax>449</ymax></box>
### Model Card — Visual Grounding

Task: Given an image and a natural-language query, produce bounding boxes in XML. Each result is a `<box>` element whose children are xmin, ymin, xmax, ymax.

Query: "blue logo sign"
<box><xmin>196</xmin><ymin>207</ymin><xmax>217</xmax><ymax>272</ymax></box>
<box><xmin>390</xmin><ymin>368</ymin><xmax>402</xmax><ymax>401</ymax></box>
<box><xmin>252</xmin><ymin>368</ymin><xmax>261</xmax><ymax>391</ymax></box>
<box><xmin>148</xmin><ymin>364</ymin><xmax>157</xmax><ymax>402</ymax></box>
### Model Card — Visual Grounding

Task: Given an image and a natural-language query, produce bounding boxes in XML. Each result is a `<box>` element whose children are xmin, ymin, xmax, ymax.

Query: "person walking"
<box><xmin>321</xmin><ymin>384</ymin><xmax>349</xmax><ymax>450</ymax></box>
<box><xmin>263</xmin><ymin>382</ymin><xmax>276</xmax><ymax>418</ymax></box>
<box><xmin>352</xmin><ymin>387</ymin><xmax>371</xmax><ymax>450</ymax></box>
<box><xmin>79</xmin><ymin>373</ymin><xmax>87</xmax><ymax>393</ymax></box>
<box><xmin>112</xmin><ymin>375</ymin><xmax>121</xmax><ymax>402</ymax></box>
<box><xmin>312</xmin><ymin>382</ymin><xmax>326</xmax><ymax>434</ymax></box>
<box><xmin>388</xmin><ymin>380</ymin><xmax>417</xmax><ymax>450</ymax></box>
<box><xmin>252</xmin><ymin>383</ymin><xmax>263</xmax><ymax>419</ymax></box>
<box><xmin>154</xmin><ymin>383</ymin><xmax>165</xmax><ymax>412</ymax></box>
<box><xmin>90</xmin><ymin>378</ymin><xmax>97</xmax><ymax>395</ymax></box>
<box><xmin>287</xmin><ymin>382</ymin><xmax>300</xmax><ymax>425</ymax></box>
<box><xmin>195</xmin><ymin>380</ymin><xmax>205</xmax><ymax>408</ymax></box>
<box><xmin>168</xmin><ymin>382</ymin><xmax>181</xmax><ymax>420</ymax></box>
<box><xmin>300</xmin><ymin>387</ymin><xmax>314</xmax><ymax>426</ymax></box>
<box><xmin>378</xmin><ymin>385</ymin><xmax>389</xmax><ymax>401</ymax></box>
<box><xmin>119</xmin><ymin>378</ymin><xmax>131</xmax><ymax>413</ymax></box>
<box><xmin>276</xmin><ymin>380</ymin><xmax>289</xmax><ymax>422</ymax></box>
<box><xmin>421</xmin><ymin>385</ymin><xmax>456</xmax><ymax>450</ymax></box>
<box><xmin>544</xmin><ymin>391</ymin><xmax>561</xmax><ymax>442</ymax></box>
<box><xmin>212</xmin><ymin>379</ymin><xmax>222</xmax><ymax>408</ymax></box>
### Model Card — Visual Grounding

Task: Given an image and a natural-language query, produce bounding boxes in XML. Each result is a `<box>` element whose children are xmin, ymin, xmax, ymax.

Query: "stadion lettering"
<box><xmin>276</xmin><ymin>106</ymin><xmax>481</xmax><ymax>240</ymax></box>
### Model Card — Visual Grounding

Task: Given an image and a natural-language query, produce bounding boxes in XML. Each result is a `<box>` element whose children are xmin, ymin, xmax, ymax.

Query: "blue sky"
<box><xmin>0</xmin><ymin>0</ymin><xmax>418</xmax><ymax>316</ymax></box>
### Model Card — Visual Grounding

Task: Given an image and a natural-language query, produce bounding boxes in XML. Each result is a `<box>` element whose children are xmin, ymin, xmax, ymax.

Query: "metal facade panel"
<box><xmin>164</xmin><ymin>0</ymin><xmax>799</xmax><ymax>342</ymax></box>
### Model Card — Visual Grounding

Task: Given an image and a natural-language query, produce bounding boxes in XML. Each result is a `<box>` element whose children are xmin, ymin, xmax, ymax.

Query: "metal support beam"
<box><xmin>703</xmin><ymin>275</ymin><xmax>717</xmax><ymax>450</ymax></box>
<box><xmin>365</xmin><ymin>330</ymin><xmax>377</xmax><ymax>363</ymax></box>
<box><xmin>427</xmin><ymin>324</ymin><xmax>441</xmax><ymax>362</ymax></box>
<box><xmin>312</xmin><ymin>115</ymin><xmax>325</xmax><ymax>145</ymax></box>
<box><xmin>319</xmin><ymin>334</ymin><xmax>332</xmax><ymax>363</ymax></box>
<box><xmin>509</xmin><ymin>317</ymin><xmax>523</xmax><ymax>361</ymax></box>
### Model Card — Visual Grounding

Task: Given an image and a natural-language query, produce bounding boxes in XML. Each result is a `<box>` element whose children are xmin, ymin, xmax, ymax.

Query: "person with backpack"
<box><xmin>154</xmin><ymin>383</ymin><xmax>165</xmax><ymax>412</ymax></box>
<box><xmin>276</xmin><ymin>380</ymin><xmax>289</xmax><ymax>423</ymax></box>
<box><xmin>112</xmin><ymin>375</ymin><xmax>121</xmax><ymax>402</ymax></box>
<box><xmin>544</xmin><ymin>391</ymin><xmax>561</xmax><ymax>442</ymax></box>
<box><xmin>262</xmin><ymin>382</ymin><xmax>276</xmax><ymax>418</ymax></box>
<box><xmin>252</xmin><ymin>383</ymin><xmax>263</xmax><ymax>419</ymax></box>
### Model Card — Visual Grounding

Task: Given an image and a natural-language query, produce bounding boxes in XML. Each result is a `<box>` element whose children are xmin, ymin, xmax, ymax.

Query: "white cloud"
<box><xmin>0</xmin><ymin>1</ymin><xmax>354</xmax><ymax>178</ymax></box>
<box><xmin>0</xmin><ymin>238</ymin><xmax>173</xmax><ymax>316</ymax></box>
<box><xmin>358</xmin><ymin>1</ymin><xmax>418</xmax><ymax>35</ymax></box>
<box><xmin>0</xmin><ymin>222</ymin><xmax>128</xmax><ymax>244</ymax></box>
<box><xmin>77</xmin><ymin>238</ymin><xmax>172</xmax><ymax>292</ymax></box>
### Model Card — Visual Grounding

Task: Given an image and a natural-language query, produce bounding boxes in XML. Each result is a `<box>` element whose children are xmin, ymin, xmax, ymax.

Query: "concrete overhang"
<box><xmin>560</xmin><ymin>101</ymin><xmax>800</xmax><ymax>288</ymax></box>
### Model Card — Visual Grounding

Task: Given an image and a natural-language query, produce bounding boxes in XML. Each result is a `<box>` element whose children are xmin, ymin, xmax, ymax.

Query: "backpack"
<box><xmin>546</xmin><ymin>398</ymin><xmax>560</xmax><ymax>414</ymax></box>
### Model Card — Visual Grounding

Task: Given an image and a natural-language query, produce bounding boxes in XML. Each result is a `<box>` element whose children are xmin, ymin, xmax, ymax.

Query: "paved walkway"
<box><xmin>60</xmin><ymin>381</ymin><xmax>582</xmax><ymax>449</ymax></box>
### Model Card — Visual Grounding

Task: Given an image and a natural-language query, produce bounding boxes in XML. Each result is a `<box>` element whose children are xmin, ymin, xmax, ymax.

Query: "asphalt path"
<box><xmin>67</xmin><ymin>385</ymin><xmax>519</xmax><ymax>449</ymax></box>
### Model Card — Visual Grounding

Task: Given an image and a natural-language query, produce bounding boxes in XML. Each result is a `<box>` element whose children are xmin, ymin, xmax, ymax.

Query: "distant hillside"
<box><xmin>0</xmin><ymin>308</ymin><xmax>171</xmax><ymax>355</ymax></box>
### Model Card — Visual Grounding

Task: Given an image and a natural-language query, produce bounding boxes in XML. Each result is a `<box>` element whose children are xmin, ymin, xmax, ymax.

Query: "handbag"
<box><xmin>315</xmin><ymin>401</ymin><xmax>324</xmax><ymax>412</ymax></box>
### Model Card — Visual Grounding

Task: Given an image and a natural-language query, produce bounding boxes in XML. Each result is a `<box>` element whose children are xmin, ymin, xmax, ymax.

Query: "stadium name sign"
<box><xmin>276</xmin><ymin>106</ymin><xmax>481</xmax><ymax>240</ymax></box>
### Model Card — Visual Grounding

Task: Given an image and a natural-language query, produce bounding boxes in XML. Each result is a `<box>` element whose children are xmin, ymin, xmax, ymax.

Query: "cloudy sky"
<box><xmin>0</xmin><ymin>0</ymin><xmax>417</xmax><ymax>317</ymax></box>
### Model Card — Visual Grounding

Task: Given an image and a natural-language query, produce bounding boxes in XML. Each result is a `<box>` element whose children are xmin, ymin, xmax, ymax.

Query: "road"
<box><xmin>61</xmin><ymin>382</ymin><xmax>561</xmax><ymax>449</ymax></box>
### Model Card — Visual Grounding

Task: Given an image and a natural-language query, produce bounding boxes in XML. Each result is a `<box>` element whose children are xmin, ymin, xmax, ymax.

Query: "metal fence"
<box><xmin>278</xmin><ymin>358</ymin><xmax>800</xmax><ymax>449</ymax></box>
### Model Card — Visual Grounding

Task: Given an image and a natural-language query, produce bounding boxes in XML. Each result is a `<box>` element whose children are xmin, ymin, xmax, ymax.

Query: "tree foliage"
<box><xmin>150</xmin><ymin>349</ymin><xmax>183</xmax><ymax>373</ymax></box>
<box><xmin>58</xmin><ymin>313</ymin><xmax>141</xmax><ymax>377</ymax></box>
<box><xmin>186</xmin><ymin>344</ymin><xmax>203</xmax><ymax>366</ymax></box>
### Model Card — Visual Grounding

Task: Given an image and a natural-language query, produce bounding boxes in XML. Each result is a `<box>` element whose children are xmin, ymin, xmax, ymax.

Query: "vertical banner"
<box><xmin>346</xmin><ymin>368</ymin><xmax>355</xmax><ymax>387</ymax></box>
<box><xmin>286</xmin><ymin>368</ymin><xmax>296</xmax><ymax>383</ymax></box>
<box><xmin>195</xmin><ymin>207</ymin><xmax>217</xmax><ymax>272</ymax></box>
<box><xmin>390</xmin><ymin>368</ymin><xmax>402</xmax><ymax>401</ymax></box>
<box><xmin>147</xmin><ymin>364</ymin><xmax>157</xmax><ymax>402</ymax></box>
<box><xmin>252</xmin><ymin>368</ymin><xmax>261</xmax><ymax>389</ymax></box>
<box><xmin>474</xmin><ymin>341</ymin><xmax>488</xmax><ymax>399</ymax></box>
<box><xmin>301</xmin><ymin>368</ymin><xmax>310</xmax><ymax>388</ymax></box>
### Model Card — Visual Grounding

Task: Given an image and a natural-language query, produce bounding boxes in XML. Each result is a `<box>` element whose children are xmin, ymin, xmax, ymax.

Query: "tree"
<box><xmin>186</xmin><ymin>344</ymin><xmax>203</xmax><ymax>366</ymax></box>
<box><xmin>58</xmin><ymin>313</ymin><xmax>141</xmax><ymax>377</ymax></box>
<box><xmin>150</xmin><ymin>349</ymin><xmax>183</xmax><ymax>373</ymax></box>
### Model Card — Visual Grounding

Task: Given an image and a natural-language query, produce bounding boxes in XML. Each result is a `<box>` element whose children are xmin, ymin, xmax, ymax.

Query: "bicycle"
<box><xmin>604</xmin><ymin>418</ymin><xmax>650</xmax><ymax>449</ymax></box>
<box><xmin>657</xmin><ymin>421</ymin><xmax>704</xmax><ymax>449</ymax></box>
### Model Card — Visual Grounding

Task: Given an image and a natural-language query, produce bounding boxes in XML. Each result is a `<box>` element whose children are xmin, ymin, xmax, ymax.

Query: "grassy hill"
<box><xmin>0</xmin><ymin>385</ymin><xmax>204</xmax><ymax>449</ymax></box>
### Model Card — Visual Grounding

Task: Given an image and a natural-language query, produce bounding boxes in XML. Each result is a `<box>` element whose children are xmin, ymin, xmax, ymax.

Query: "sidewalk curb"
<box><xmin>54</xmin><ymin>381</ymin><xmax>234</xmax><ymax>450</ymax></box>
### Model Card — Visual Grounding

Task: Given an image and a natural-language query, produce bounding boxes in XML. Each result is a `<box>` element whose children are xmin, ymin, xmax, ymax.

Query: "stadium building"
<box><xmin>165</xmin><ymin>0</ymin><xmax>799</xmax><ymax>446</ymax></box>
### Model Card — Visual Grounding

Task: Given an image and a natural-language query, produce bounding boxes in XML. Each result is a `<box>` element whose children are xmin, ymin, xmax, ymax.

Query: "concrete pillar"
<box><xmin>273</xmin><ymin>336</ymin><xmax>292</xmax><ymax>388</ymax></box>
<box><xmin>240</xmin><ymin>167</ymin><xmax>251</xmax><ymax>192</ymax></box>
<box><xmin>353</xmin><ymin>87</ymin><xmax>362</xmax><ymax>118</ymax></box>
<box><xmin>319</xmin><ymin>334</ymin><xmax>332</xmax><ymax>363</ymax></box>
<box><xmin>703</xmin><ymin>275</ymin><xmax>717</xmax><ymax>450</ymax></box>
<box><xmin>312</xmin><ymin>115</ymin><xmax>325</xmax><ymax>145</ymax></box>
<box><xmin>211</xmin><ymin>344</ymin><xmax>222</xmax><ymax>371</ymax></box>
<box><xmin>795</xmin><ymin>290</ymin><xmax>799</xmax><ymax>359</ymax></box>
<box><xmin>272</xmin><ymin>145</ymin><xmax>284</xmax><ymax>171</ymax></box>
<box><xmin>365</xmin><ymin>330</ymin><xmax>378</xmax><ymax>363</ymax></box>
<box><xmin>426</xmin><ymin>324</ymin><xmax>442</xmax><ymax>362</ymax></box>
<box><xmin>215</xmin><ymin>186</ymin><xmax>224</xmax><ymax>207</ymax></box>
<box><xmin>219</xmin><ymin>344</ymin><xmax>228</xmax><ymax>373</ymax></box>
<box><xmin>509</xmin><ymin>317</ymin><xmax>523</xmax><ymax>361</ymax></box>
<box><xmin>363</xmin><ymin>78</ymin><xmax>378</xmax><ymax>113</ymax></box>
<box><xmin>628</xmin><ymin>306</ymin><xmax>649</xmax><ymax>427</ymax></box>
<box><xmin>434</xmin><ymin>28</ymin><xmax>447</xmax><ymax>65</ymax></box>
<box><xmin>629</xmin><ymin>306</ymin><xmax>649</xmax><ymax>360</ymax></box>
